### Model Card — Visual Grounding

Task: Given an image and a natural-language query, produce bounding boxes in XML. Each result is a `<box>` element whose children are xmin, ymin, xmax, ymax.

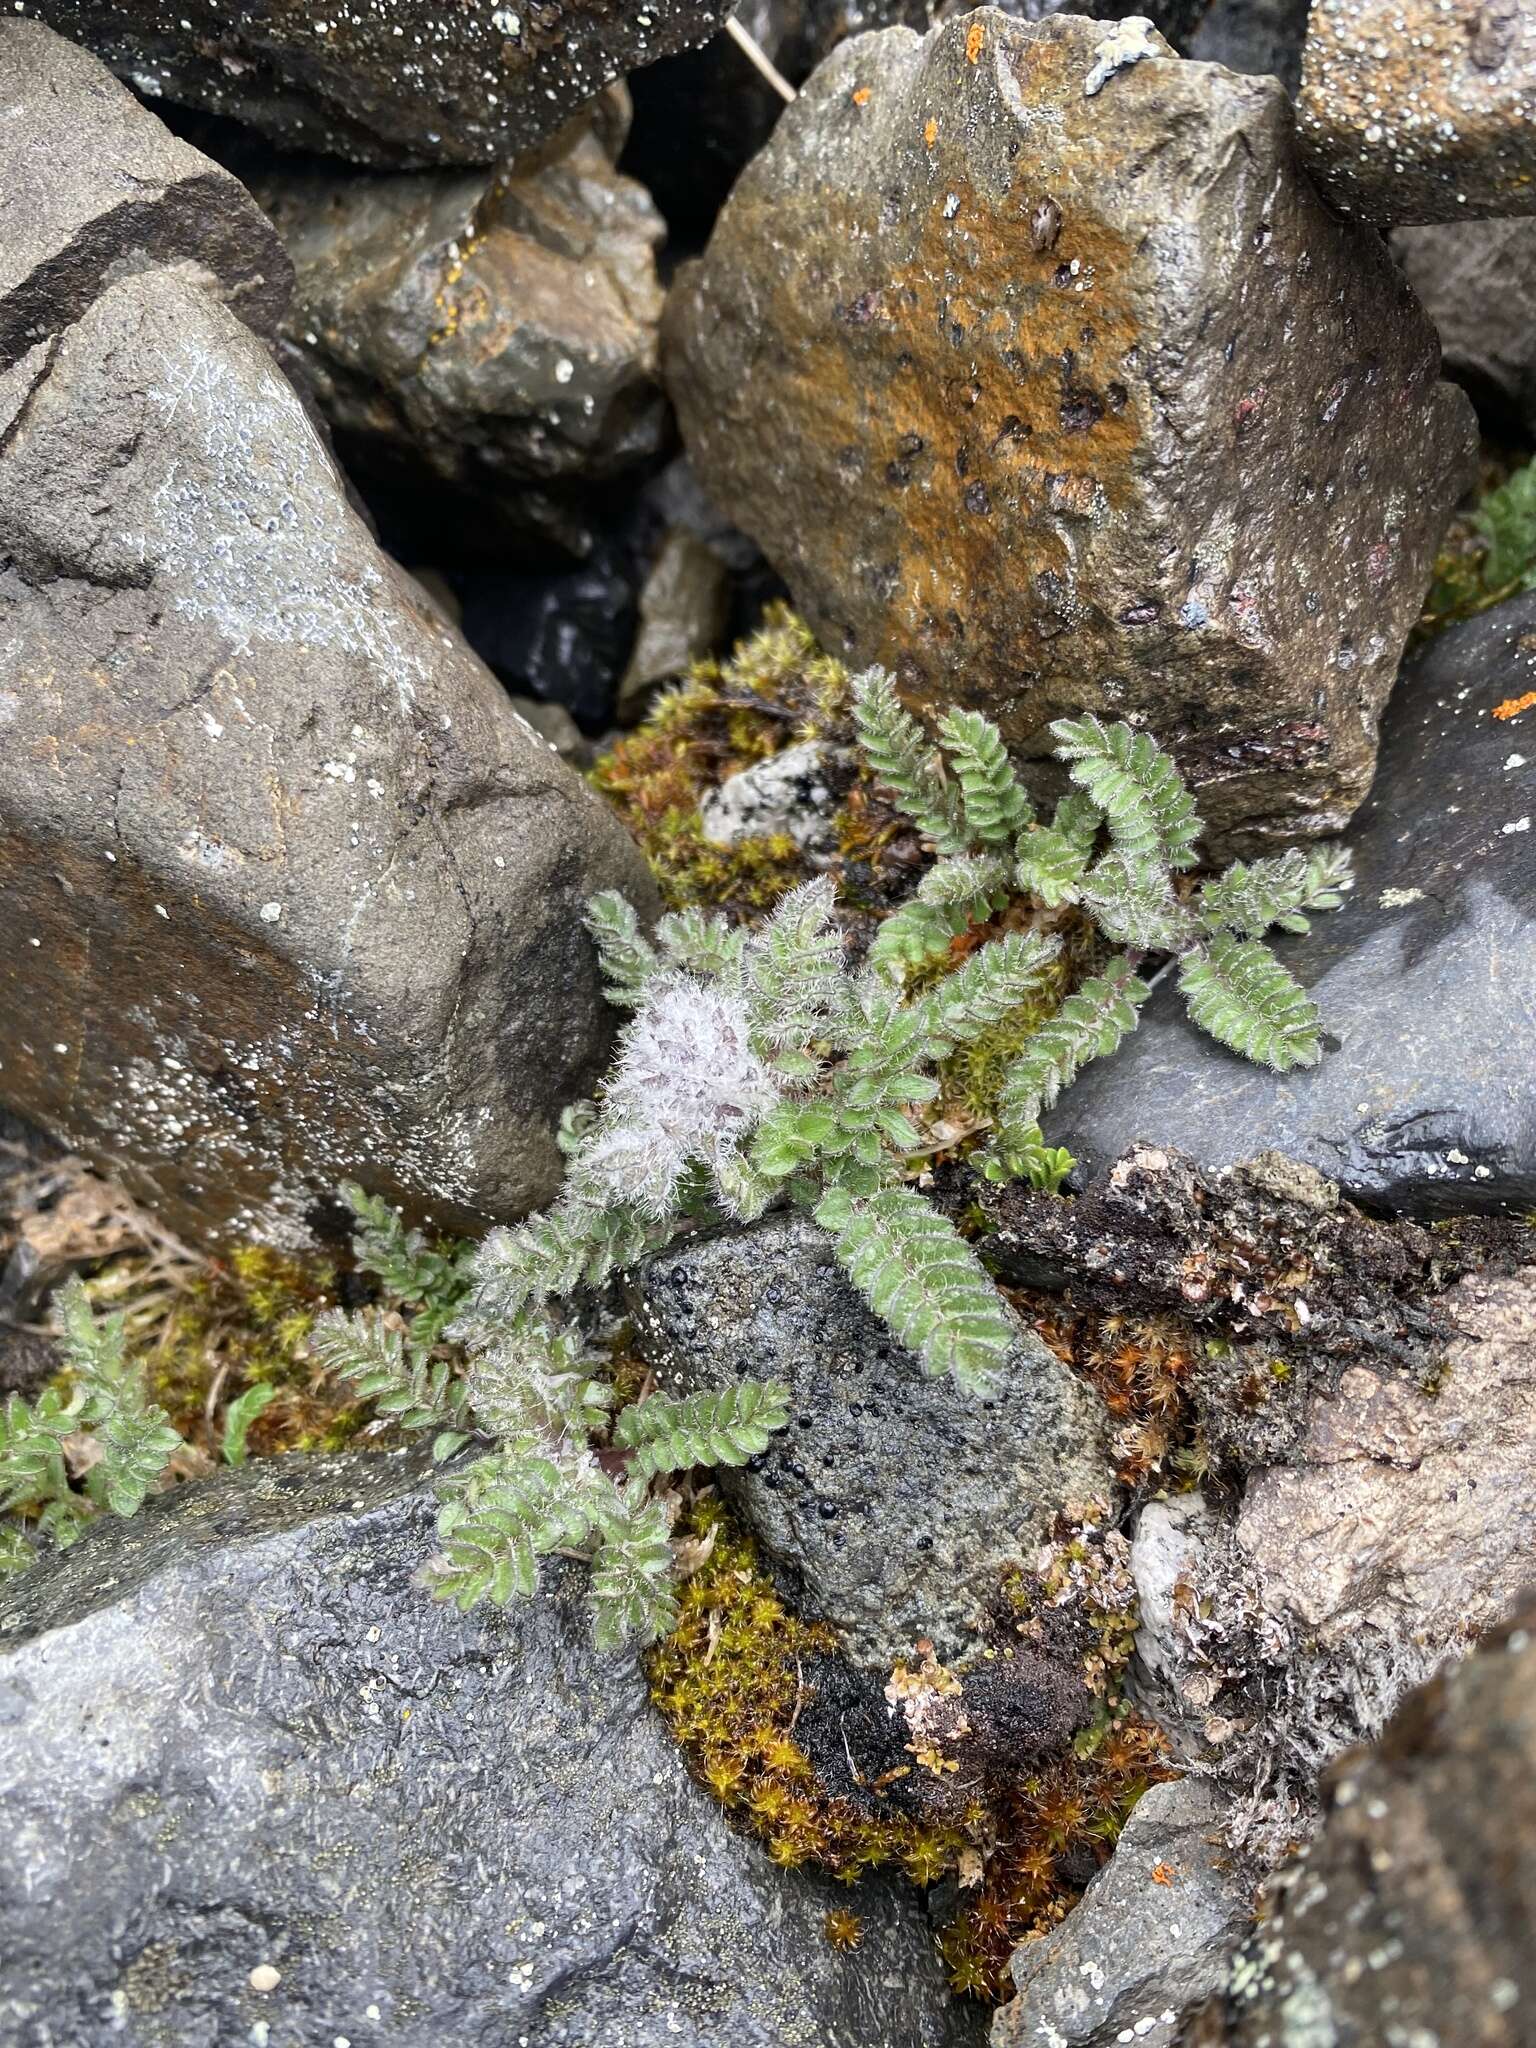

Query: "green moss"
<box><xmin>1418</xmin><ymin>448</ymin><xmax>1536</xmax><ymax>639</ymax></box>
<box><xmin>79</xmin><ymin>1242</ymin><xmax>369</xmax><ymax>1460</ymax></box>
<box><xmin>650</xmin><ymin>1497</ymin><xmax>1171</xmax><ymax>2002</ymax></box>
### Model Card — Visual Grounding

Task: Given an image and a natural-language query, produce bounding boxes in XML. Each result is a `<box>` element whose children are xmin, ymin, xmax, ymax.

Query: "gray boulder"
<box><xmin>0</xmin><ymin>1454</ymin><xmax>979</xmax><ymax>2048</ymax></box>
<box><xmin>1298</xmin><ymin>0</ymin><xmax>1536</xmax><ymax>226</ymax></box>
<box><xmin>257</xmin><ymin>104</ymin><xmax>669</xmax><ymax>558</ymax></box>
<box><xmin>1394</xmin><ymin>218</ymin><xmax>1536</xmax><ymax>436</ymax></box>
<box><xmin>1204</xmin><ymin>1595</ymin><xmax>1536</xmax><ymax>2046</ymax></box>
<box><xmin>0</xmin><ymin>19</ymin><xmax>290</xmax><ymax>361</ymax></box>
<box><xmin>631</xmin><ymin>1211</ymin><xmax>1110</xmax><ymax>1670</ymax></box>
<box><xmin>0</xmin><ymin>43</ymin><xmax>656</xmax><ymax>1249</ymax></box>
<box><xmin>663</xmin><ymin>10</ymin><xmax>1475</xmax><ymax>853</ymax></box>
<box><xmin>1188</xmin><ymin>0</ymin><xmax>1311</xmax><ymax>92</ymax></box>
<box><xmin>992</xmin><ymin>1779</ymin><xmax>1250</xmax><ymax>2048</ymax></box>
<box><xmin>11</xmin><ymin>0</ymin><xmax>738</xmax><ymax>167</ymax></box>
<box><xmin>1048</xmin><ymin>593</ymin><xmax>1536</xmax><ymax>1216</ymax></box>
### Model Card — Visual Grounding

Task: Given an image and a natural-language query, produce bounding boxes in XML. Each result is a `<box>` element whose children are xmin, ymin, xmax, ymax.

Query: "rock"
<box><xmin>1131</xmin><ymin>1495</ymin><xmax>1222</xmax><ymax>1698</ymax></box>
<box><xmin>0</xmin><ymin>1325</ymin><xmax>57</xmax><ymax>1400</ymax></box>
<box><xmin>1187</xmin><ymin>0</ymin><xmax>1310</xmax><ymax>92</ymax></box>
<box><xmin>455</xmin><ymin>538</ymin><xmax>641</xmax><ymax>733</ymax></box>
<box><xmin>1197</xmin><ymin>1595</ymin><xmax>1536</xmax><ymax>2046</ymax></box>
<box><xmin>0</xmin><ymin>55</ymin><xmax>655</xmax><ymax>1248</ymax></box>
<box><xmin>1297</xmin><ymin>0</ymin><xmax>1536</xmax><ymax>226</ymax></box>
<box><xmin>618</xmin><ymin>530</ymin><xmax>733</xmax><ymax>719</ymax></box>
<box><xmin>509</xmin><ymin>695</ymin><xmax>587</xmax><ymax>763</ymax></box>
<box><xmin>991</xmin><ymin>1780</ymin><xmax>1250</xmax><ymax>2048</ymax></box>
<box><xmin>0</xmin><ymin>18</ymin><xmax>290</xmax><ymax>361</ymax></box>
<box><xmin>663</xmin><ymin>11</ymin><xmax>1476</xmax><ymax>852</ymax></box>
<box><xmin>257</xmin><ymin>105</ymin><xmax>669</xmax><ymax>559</ymax></box>
<box><xmin>1236</xmin><ymin>1264</ymin><xmax>1536</xmax><ymax>1651</ymax></box>
<box><xmin>1394</xmin><ymin>218</ymin><xmax>1536</xmax><ymax>436</ymax></box>
<box><xmin>631</xmin><ymin>1211</ymin><xmax>1110</xmax><ymax>1671</ymax></box>
<box><xmin>12</xmin><ymin>0</ymin><xmax>738</xmax><ymax>168</ymax></box>
<box><xmin>0</xmin><ymin>1454</ymin><xmax>979</xmax><ymax>2048</ymax></box>
<box><xmin>699</xmin><ymin>740</ymin><xmax>844</xmax><ymax>855</ymax></box>
<box><xmin>1047</xmin><ymin>595</ymin><xmax>1536</xmax><ymax>1217</ymax></box>
<box><xmin>1124</xmin><ymin>1264</ymin><xmax>1536</xmax><ymax>1857</ymax></box>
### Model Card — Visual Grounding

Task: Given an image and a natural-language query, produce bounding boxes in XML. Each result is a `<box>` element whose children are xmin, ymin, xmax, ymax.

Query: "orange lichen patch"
<box><xmin>966</xmin><ymin>17</ymin><xmax>986</xmax><ymax>63</ymax></box>
<box><xmin>1150</xmin><ymin>1860</ymin><xmax>1178</xmax><ymax>1886</ymax></box>
<box><xmin>1493</xmin><ymin>692</ymin><xmax>1536</xmax><ymax>722</ymax></box>
<box><xmin>923</xmin><ymin>116</ymin><xmax>938</xmax><ymax>147</ymax></box>
<box><xmin>852</xmin><ymin>85</ymin><xmax>872</xmax><ymax>106</ymax></box>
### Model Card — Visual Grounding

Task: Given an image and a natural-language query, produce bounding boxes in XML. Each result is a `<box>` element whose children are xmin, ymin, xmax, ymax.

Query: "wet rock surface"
<box><xmin>11</xmin><ymin>0</ymin><xmax>738</xmax><ymax>168</ymax></box>
<box><xmin>1189</xmin><ymin>1597</ymin><xmax>1536</xmax><ymax>2046</ymax></box>
<box><xmin>631</xmin><ymin>1210</ymin><xmax>1110</xmax><ymax>1670</ymax></box>
<box><xmin>991</xmin><ymin>1779</ymin><xmax>1250</xmax><ymax>2048</ymax></box>
<box><xmin>1394</xmin><ymin>217</ymin><xmax>1536</xmax><ymax>435</ymax></box>
<box><xmin>663</xmin><ymin>9</ymin><xmax>1475</xmax><ymax>851</ymax></box>
<box><xmin>0</xmin><ymin>56</ymin><xmax>654</xmax><ymax>1248</ymax></box>
<box><xmin>1298</xmin><ymin>0</ymin><xmax>1536</xmax><ymax>225</ymax></box>
<box><xmin>1049</xmin><ymin>594</ymin><xmax>1536</xmax><ymax>1215</ymax></box>
<box><xmin>259</xmin><ymin>105</ymin><xmax>669</xmax><ymax>558</ymax></box>
<box><xmin>0</xmin><ymin>19</ymin><xmax>290</xmax><ymax>360</ymax></box>
<box><xmin>0</xmin><ymin>1453</ymin><xmax>978</xmax><ymax>2048</ymax></box>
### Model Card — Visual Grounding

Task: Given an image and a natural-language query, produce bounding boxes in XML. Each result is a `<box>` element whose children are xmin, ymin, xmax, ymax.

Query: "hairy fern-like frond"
<box><xmin>1178</xmin><ymin>935</ymin><xmax>1322</xmax><ymax>1070</ymax></box>
<box><xmin>816</xmin><ymin>1183</ymin><xmax>1011</xmax><ymax>1394</ymax></box>
<box><xmin>614</xmin><ymin>1382</ymin><xmax>792</xmax><ymax>1482</ymax></box>
<box><xmin>1198</xmin><ymin>845</ymin><xmax>1353</xmax><ymax>938</ymax></box>
<box><xmin>56</xmin><ymin>1277</ymin><xmax>182</xmax><ymax>1519</ymax></box>
<box><xmin>867</xmin><ymin>896</ymin><xmax>968</xmax><ymax>973</ymax></box>
<box><xmin>936</xmin><ymin>707</ymin><xmax>1033</xmax><ymax>843</ymax></box>
<box><xmin>744</xmin><ymin>876</ymin><xmax>844</xmax><ymax>1051</ymax></box>
<box><xmin>1080</xmin><ymin>850</ymin><xmax>1193</xmax><ymax>952</ymax></box>
<box><xmin>1050</xmin><ymin>715</ymin><xmax>1202</xmax><ymax>871</ymax></box>
<box><xmin>997</xmin><ymin>959</ymin><xmax>1150</xmax><ymax>1134</ymax></box>
<box><xmin>654</xmin><ymin>904</ymin><xmax>747</xmax><ymax>984</ymax></box>
<box><xmin>851</xmin><ymin>666</ymin><xmax>968</xmax><ymax>853</ymax></box>
<box><xmin>584</xmin><ymin>890</ymin><xmax>659</xmax><ymax>1009</ymax></box>
<box><xmin>589</xmin><ymin>1495</ymin><xmax>679</xmax><ymax>1650</ymax></box>
<box><xmin>310</xmin><ymin>1308</ymin><xmax>471</xmax><ymax>1460</ymax></box>
<box><xmin>916</xmin><ymin>931</ymin><xmax>1062</xmax><ymax>1056</ymax></box>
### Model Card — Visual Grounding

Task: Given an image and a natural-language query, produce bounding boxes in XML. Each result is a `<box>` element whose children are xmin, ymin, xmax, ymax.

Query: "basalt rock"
<box><xmin>0</xmin><ymin>18</ymin><xmax>290</xmax><ymax>360</ymax></box>
<box><xmin>1046</xmin><ymin>594</ymin><xmax>1536</xmax><ymax>1217</ymax></box>
<box><xmin>630</xmin><ymin>1210</ymin><xmax>1111</xmax><ymax>1671</ymax></box>
<box><xmin>663</xmin><ymin>9</ymin><xmax>1476</xmax><ymax>852</ymax></box>
<box><xmin>1394</xmin><ymin>217</ymin><xmax>1536</xmax><ymax>435</ymax></box>
<box><xmin>1298</xmin><ymin>0</ymin><xmax>1536</xmax><ymax>226</ymax></box>
<box><xmin>0</xmin><ymin>44</ymin><xmax>655</xmax><ymax>1247</ymax></box>
<box><xmin>0</xmin><ymin>1454</ymin><xmax>978</xmax><ymax>2048</ymax></box>
<box><xmin>258</xmin><ymin>104</ymin><xmax>669</xmax><ymax>559</ymax></box>
<box><xmin>992</xmin><ymin>1779</ymin><xmax>1250</xmax><ymax>2048</ymax></box>
<box><xmin>10</xmin><ymin>0</ymin><xmax>738</xmax><ymax>168</ymax></box>
<box><xmin>1189</xmin><ymin>1596</ymin><xmax>1536</xmax><ymax>2046</ymax></box>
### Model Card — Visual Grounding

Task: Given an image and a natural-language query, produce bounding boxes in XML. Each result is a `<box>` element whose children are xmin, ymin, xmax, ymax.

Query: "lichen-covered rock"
<box><xmin>1192</xmin><ymin>1596</ymin><xmax>1536</xmax><ymax>2046</ymax></box>
<box><xmin>992</xmin><ymin>1780</ymin><xmax>1250</xmax><ymax>2048</ymax></box>
<box><xmin>699</xmin><ymin>740</ymin><xmax>844</xmax><ymax>854</ymax></box>
<box><xmin>1394</xmin><ymin>217</ymin><xmax>1536</xmax><ymax>435</ymax></box>
<box><xmin>11</xmin><ymin>0</ymin><xmax>737</xmax><ymax>167</ymax></box>
<box><xmin>631</xmin><ymin>1211</ymin><xmax>1110</xmax><ymax>1670</ymax></box>
<box><xmin>258</xmin><ymin>104</ymin><xmax>669</xmax><ymax>557</ymax></box>
<box><xmin>0</xmin><ymin>54</ymin><xmax>655</xmax><ymax>1248</ymax></box>
<box><xmin>1298</xmin><ymin>0</ymin><xmax>1536</xmax><ymax>226</ymax></box>
<box><xmin>0</xmin><ymin>1454</ymin><xmax>979</xmax><ymax>2048</ymax></box>
<box><xmin>0</xmin><ymin>18</ymin><xmax>290</xmax><ymax>359</ymax></box>
<box><xmin>663</xmin><ymin>10</ymin><xmax>1476</xmax><ymax>852</ymax></box>
<box><xmin>1046</xmin><ymin>594</ymin><xmax>1536</xmax><ymax>1215</ymax></box>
